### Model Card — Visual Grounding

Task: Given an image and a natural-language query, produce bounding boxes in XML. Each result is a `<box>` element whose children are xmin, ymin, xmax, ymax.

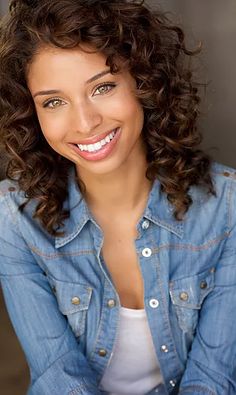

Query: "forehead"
<box><xmin>27</xmin><ymin>45</ymin><xmax>109</xmax><ymax>88</ymax></box>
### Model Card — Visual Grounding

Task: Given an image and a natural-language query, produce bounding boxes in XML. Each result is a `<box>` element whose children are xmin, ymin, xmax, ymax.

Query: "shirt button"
<box><xmin>71</xmin><ymin>296</ymin><xmax>80</xmax><ymax>305</ymax></box>
<box><xmin>161</xmin><ymin>344</ymin><xmax>169</xmax><ymax>353</ymax></box>
<box><xmin>142</xmin><ymin>220</ymin><xmax>150</xmax><ymax>230</ymax></box>
<box><xmin>98</xmin><ymin>349</ymin><xmax>107</xmax><ymax>357</ymax></box>
<box><xmin>107</xmin><ymin>299</ymin><xmax>116</xmax><ymax>308</ymax></box>
<box><xmin>169</xmin><ymin>379</ymin><xmax>176</xmax><ymax>387</ymax></box>
<box><xmin>179</xmin><ymin>291</ymin><xmax>189</xmax><ymax>301</ymax></box>
<box><xmin>142</xmin><ymin>247</ymin><xmax>152</xmax><ymax>257</ymax></box>
<box><xmin>200</xmin><ymin>280</ymin><xmax>207</xmax><ymax>289</ymax></box>
<box><xmin>8</xmin><ymin>187</ymin><xmax>16</xmax><ymax>192</ymax></box>
<box><xmin>149</xmin><ymin>298</ymin><xmax>159</xmax><ymax>308</ymax></box>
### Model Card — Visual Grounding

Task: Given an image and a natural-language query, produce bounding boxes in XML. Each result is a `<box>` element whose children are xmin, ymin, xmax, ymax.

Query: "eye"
<box><xmin>93</xmin><ymin>83</ymin><xmax>116</xmax><ymax>96</ymax></box>
<box><xmin>42</xmin><ymin>98</ymin><xmax>66</xmax><ymax>109</ymax></box>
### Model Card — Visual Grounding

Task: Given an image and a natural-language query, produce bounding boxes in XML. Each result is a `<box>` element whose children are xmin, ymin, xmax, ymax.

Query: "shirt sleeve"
<box><xmin>0</xmin><ymin>194</ymin><xmax>102</xmax><ymax>395</ymax></box>
<box><xmin>178</xmin><ymin>179</ymin><xmax>236</xmax><ymax>395</ymax></box>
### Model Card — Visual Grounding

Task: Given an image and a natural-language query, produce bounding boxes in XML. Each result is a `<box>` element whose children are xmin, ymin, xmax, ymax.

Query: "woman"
<box><xmin>0</xmin><ymin>0</ymin><xmax>236</xmax><ymax>394</ymax></box>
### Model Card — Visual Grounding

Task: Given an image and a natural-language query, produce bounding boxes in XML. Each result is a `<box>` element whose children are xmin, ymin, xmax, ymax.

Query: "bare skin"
<box><xmin>101</xmin><ymin>220</ymin><xmax>145</xmax><ymax>309</ymax></box>
<box><xmin>85</xmin><ymin>144</ymin><xmax>151</xmax><ymax>309</ymax></box>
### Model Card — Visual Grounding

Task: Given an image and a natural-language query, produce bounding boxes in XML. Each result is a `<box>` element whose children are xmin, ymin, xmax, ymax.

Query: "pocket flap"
<box><xmin>169</xmin><ymin>268</ymin><xmax>215</xmax><ymax>309</ymax></box>
<box><xmin>52</xmin><ymin>279</ymin><xmax>92</xmax><ymax>315</ymax></box>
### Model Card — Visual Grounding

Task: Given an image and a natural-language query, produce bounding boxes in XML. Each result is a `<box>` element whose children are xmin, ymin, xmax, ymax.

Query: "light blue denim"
<box><xmin>0</xmin><ymin>162</ymin><xmax>236</xmax><ymax>395</ymax></box>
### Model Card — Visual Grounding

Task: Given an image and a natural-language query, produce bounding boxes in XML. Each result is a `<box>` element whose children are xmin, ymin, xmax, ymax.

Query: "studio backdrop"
<box><xmin>0</xmin><ymin>2</ymin><xmax>236</xmax><ymax>395</ymax></box>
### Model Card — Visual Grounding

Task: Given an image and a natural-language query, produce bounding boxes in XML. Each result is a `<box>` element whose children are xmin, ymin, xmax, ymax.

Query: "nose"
<box><xmin>71</xmin><ymin>100</ymin><xmax>102</xmax><ymax>135</ymax></box>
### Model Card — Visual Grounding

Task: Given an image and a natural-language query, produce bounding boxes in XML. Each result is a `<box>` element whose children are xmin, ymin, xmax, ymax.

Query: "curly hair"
<box><xmin>0</xmin><ymin>0</ymin><xmax>215</xmax><ymax>236</ymax></box>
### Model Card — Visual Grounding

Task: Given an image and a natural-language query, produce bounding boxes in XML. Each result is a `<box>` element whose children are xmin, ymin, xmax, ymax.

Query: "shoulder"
<box><xmin>0</xmin><ymin>178</ymin><xmax>19</xmax><ymax>195</ymax></box>
<box><xmin>0</xmin><ymin>178</ymin><xmax>27</xmax><ymax>211</ymax></box>
<box><xmin>0</xmin><ymin>179</ymin><xmax>36</xmax><ymax>230</ymax></box>
<box><xmin>189</xmin><ymin>161</ymin><xmax>236</xmax><ymax>232</ymax></box>
<box><xmin>191</xmin><ymin>161</ymin><xmax>236</xmax><ymax>201</ymax></box>
<box><xmin>211</xmin><ymin>161</ymin><xmax>236</xmax><ymax>185</ymax></box>
<box><xmin>211</xmin><ymin>162</ymin><xmax>236</xmax><ymax>225</ymax></box>
<box><xmin>0</xmin><ymin>179</ymin><xmax>50</xmax><ymax>252</ymax></box>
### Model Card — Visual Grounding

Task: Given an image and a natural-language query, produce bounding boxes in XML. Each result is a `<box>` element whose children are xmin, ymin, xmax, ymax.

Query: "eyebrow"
<box><xmin>33</xmin><ymin>68</ymin><xmax>111</xmax><ymax>98</ymax></box>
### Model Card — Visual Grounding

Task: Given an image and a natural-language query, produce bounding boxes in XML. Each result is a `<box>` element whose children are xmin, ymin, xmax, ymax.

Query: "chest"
<box><xmin>100</xmin><ymin>221</ymin><xmax>144</xmax><ymax>309</ymax></box>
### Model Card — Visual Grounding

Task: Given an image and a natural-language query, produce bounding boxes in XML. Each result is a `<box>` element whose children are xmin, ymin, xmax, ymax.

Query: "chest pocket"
<box><xmin>51</xmin><ymin>278</ymin><xmax>92</xmax><ymax>337</ymax></box>
<box><xmin>169</xmin><ymin>268</ymin><xmax>215</xmax><ymax>333</ymax></box>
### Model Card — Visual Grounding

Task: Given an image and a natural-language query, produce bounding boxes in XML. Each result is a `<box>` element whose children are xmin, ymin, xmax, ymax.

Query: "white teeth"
<box><xmin>77</xmin><ymin>129</ymin><xmax>117</xmax><ymax>153</ymax></box>
<box><xmin>94</xmin><ymin>142</ymin><xmax>102</xmax><ymax>150</ymax></box>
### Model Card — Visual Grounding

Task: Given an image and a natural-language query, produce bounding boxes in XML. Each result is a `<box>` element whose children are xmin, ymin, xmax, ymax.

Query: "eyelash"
<box><xmin>93</xmin><ymin>82</ymin><xmax>116</xmax><ymax>95</ymax></box>
<box><xmin>42</xmin><ymin>98</ymin><xmax>63</xmax><ymax>109</ymax></box>
<box><xmin>42</xmin><ymin>82</ymin><xmax>116</xmax><ymax>109</ymax></box>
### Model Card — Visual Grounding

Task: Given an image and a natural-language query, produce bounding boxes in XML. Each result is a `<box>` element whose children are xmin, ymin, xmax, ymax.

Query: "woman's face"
<box><xmin>27</xmin><ymin>45</ymin><xmax>145</xmax><ymax>178</ymax></box>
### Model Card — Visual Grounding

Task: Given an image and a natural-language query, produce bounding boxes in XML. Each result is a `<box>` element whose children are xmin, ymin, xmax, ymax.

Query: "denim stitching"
<box><xmin>179</xmin><ymin>385</ymin><xmax>217</xmax><ymax>395</ymax></box>
<box><xmin>88</xmin><ymin>277</ymin><xmax>113</xmax><ymax>363</ymax></box>
<box><xmin>147</xmin><ymin>232</ymin><xmax>229</xmax><ymax>254</ymax></box>
<box><xmin>29</xmin><ymin>232</ymin><xmax>229</xmax><ymax>259</ymax></box>
<box><xmin>29</xmin><ymin>245</ymin><xmax>96</xmax><ymax>258</ymax></box>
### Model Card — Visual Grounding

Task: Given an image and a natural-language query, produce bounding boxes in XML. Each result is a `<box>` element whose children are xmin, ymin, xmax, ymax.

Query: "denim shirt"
<box><xmin>0</xmin><ymin>162</ymin><xmax>236</xmax><ymax>395</ymax></box>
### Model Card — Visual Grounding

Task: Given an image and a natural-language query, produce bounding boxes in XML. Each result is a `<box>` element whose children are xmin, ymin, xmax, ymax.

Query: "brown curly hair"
<box><xmin>0</xmin><ymin>0</ymin><xmax>215</xmax><ymax>236</ymax></box>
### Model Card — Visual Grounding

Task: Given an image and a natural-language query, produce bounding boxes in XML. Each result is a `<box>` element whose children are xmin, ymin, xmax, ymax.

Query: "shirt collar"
<box><xmin>55</xmin><ymin>170</ymin><xmax>183</xmax><ymax>248</ymax></box>
<box><xmin>55</xmin><ymin>168</ymin><xmax>91</xmax><ymax>248</ymax></box>
<box><xmin>143</xmin><ymin>179</ymin><xmax>184</xmax><ymax>238</ymax></box>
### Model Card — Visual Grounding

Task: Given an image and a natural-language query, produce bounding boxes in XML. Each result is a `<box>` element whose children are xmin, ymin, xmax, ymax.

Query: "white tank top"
<box><xmin>99</xmin><ymin>306</ymin><xmax>163</xmax><ymax>395</ymax></box>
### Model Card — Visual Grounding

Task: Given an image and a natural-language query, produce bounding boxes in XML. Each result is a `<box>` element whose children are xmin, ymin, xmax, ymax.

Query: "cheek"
<box><xmin>110</xmin><ymin>92</ymin><xmax>144</xmax><ymax>123</ymax></box>
<box><xmin>124</xmin><ymin>98</ymin><xmax>144</xmax><ymax>127</ymax></box>
<box><xmin>37</xmin><ymin>114</ymin><xmax>66</xmax><ymax>144</ymax></box>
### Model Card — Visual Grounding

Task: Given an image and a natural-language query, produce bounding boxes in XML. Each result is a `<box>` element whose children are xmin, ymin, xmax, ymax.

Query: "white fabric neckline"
<box><xmin>120</xmin><ymin>306</ymin><xmax>146</xmax><ymax>317</ymax></box>
<box><xmin>99</xmin><ymin>305</ymin><xmax>163</xmax><ymax>394</ymax></box>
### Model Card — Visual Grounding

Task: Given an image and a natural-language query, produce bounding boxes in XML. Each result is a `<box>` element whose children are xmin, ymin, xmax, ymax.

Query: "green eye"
<box><xmin>93</xmin><ymin>83</ymin><xmax>116</xmax><ymax>96</ymax></box>
<box><xmin>43</xmin><ymin>98</ymin><xmax>64</xmax><ymax>108</ymax></box>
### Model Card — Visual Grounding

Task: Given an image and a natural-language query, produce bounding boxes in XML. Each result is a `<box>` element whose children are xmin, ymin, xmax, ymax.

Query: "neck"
<box><xmin>77</xmin><ymin>152</ymin><xmax>152</xmax><ymax>214</ymax></box>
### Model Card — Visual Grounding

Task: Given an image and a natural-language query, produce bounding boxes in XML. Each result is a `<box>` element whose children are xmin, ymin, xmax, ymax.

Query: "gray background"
<box><xmin>0</xmin><ymin>1</ymin><xmax>236</xmax><ymax>394</ymax></box>
<box><xmin>156</xmin><ymin>0</ymin><xmax>236</xmax><ymax>168</ymax></box>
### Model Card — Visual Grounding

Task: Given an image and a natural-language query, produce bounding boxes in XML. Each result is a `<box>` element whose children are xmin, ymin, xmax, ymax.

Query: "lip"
<box><xmin>72</xmin><ymin>128</ymin><xmax>118</xmax><ymax>145</ymax></box>
<box><xmin>69</xmin><ymin>127</ymin><xmax>121</xmax><ymax>162</ymax></box>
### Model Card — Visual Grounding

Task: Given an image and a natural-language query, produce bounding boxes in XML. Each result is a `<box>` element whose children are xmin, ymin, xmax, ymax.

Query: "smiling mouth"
<box><xmin>76</xmin><ymin>128</ymin><xmax>119</xmax><ymax>153</ymax></box>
